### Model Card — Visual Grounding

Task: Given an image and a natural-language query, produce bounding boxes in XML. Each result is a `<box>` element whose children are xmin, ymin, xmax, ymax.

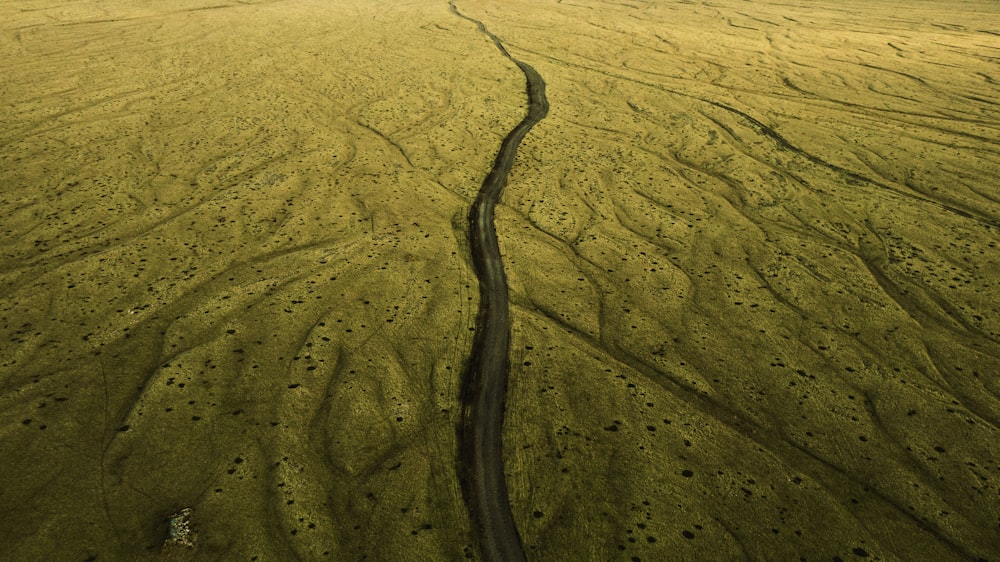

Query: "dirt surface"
<box><xmin>1</xmin><ymin>1</ymin><xmax>524</xmax><ymax>559</ymax></box>
<box><xmin>480</xmin><ymin>1</ymin><xmax>1000</xmax><ymax>560</ymax></box>
<box><xmin>2</xmin><ymin>0</ymin><xmax>999</xmax><ymax>560</ymax></box>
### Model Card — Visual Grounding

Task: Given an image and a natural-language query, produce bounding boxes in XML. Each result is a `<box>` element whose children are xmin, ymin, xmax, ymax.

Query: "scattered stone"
<box><xmin>164</xmin><ymin>507</ymin><xmax>196</xmax><ymax>549</ymax></box>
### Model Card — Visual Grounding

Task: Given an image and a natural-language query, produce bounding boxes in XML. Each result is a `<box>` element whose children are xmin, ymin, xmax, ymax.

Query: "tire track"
<box><xmin>448</xmin><ymin>2</ymin><xmax>548</xmax><ymax>561</ymax></box>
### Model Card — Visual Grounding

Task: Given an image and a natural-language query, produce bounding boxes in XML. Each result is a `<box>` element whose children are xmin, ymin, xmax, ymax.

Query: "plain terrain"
<box><xmin>2</xmin><ymin>0</ymin><xmax>999</xmax><ymax>560</ymax></box>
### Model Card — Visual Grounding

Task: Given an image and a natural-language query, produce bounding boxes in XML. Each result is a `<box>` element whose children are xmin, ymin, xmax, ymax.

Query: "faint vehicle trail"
<box><xmin>448</xmin><ymin>2</ymin><xmax>548</xmax><ymax>561</ymax></box>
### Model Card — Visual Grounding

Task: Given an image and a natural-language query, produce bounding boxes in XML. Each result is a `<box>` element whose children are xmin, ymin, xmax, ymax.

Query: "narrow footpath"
<box><xmin>449</xmin><ymin>3</ymin><xmax>549</xmax><ymax>561</ymax></box>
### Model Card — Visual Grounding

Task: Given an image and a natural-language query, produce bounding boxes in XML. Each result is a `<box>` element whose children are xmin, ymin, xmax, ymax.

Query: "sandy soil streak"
<box><xmin>449</xmin><ymin>3</ymin><xmax>549</xmax><ymax>561</ymax></box>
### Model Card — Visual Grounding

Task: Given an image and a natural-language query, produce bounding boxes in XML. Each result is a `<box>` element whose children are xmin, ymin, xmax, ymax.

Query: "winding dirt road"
<box><xmin>449</xmin><ymin>3</ymin><xmax>548</xmax><ymax>561</ymax></box>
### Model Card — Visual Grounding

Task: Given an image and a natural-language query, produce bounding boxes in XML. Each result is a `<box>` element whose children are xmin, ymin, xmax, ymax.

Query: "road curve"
<box><xmin>449</xmin><ymin>3</ymin><xmax>549</xmax><ymax>561</ymax></box>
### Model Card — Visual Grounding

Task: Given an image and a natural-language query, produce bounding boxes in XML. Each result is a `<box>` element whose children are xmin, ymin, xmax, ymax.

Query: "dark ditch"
<box><xmin>449</xmin><ymin>2</ymin><xmax>549</xmax><ymax>561</ymax></box>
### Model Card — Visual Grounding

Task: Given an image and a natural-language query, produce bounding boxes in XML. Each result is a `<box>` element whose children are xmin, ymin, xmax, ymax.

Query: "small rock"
<box><xmin>164</xmin><ymin>507</ymin><xmax>196</xmax><ymax>549</ymax></box>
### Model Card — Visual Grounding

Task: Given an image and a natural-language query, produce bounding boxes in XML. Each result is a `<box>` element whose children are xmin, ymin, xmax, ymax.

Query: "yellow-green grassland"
<box><xmin>2</xmin><ymin>0</ymin><xmax>998</xmax><ymax>560</ymax></box>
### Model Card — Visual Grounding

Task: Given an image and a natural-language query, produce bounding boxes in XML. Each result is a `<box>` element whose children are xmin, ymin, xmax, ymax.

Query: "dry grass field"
<box><xmin>2</xmin><ymin>0</ymin><xmax>999</xmax><ymax>560</ymax></box>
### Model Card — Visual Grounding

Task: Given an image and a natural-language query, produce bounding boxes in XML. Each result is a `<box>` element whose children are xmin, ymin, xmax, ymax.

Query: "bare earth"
<box><xmin>2</xmin><ymin>0</ymin><xmax>999</xmax><ymax>560</ymax></box>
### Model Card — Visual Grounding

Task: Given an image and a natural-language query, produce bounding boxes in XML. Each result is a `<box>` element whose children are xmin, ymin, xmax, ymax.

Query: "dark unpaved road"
<box><xmin>449</xmin><ymin>3</ymin><xmax>549</xmax><ymax>561</ymax></box>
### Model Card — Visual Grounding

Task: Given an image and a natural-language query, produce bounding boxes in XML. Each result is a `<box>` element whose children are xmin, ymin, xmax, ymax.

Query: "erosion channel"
<box><xmin>449</xmin><ymin>3</ymin><xmax>549</xmax><ymax>561</ymax></box>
